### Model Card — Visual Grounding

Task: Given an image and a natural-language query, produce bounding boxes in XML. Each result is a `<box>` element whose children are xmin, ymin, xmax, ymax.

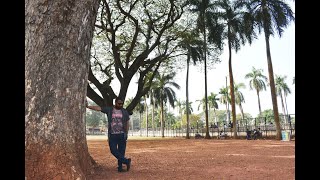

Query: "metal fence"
<box><xmin>87</xmin><ymin>114</ymin><xmax>295</xmax><ymax>139</ymax></box>
<box><xmin>127</xmin><ymin>114</ymin><xmax>295</xmax><ymax>139</ymax></box>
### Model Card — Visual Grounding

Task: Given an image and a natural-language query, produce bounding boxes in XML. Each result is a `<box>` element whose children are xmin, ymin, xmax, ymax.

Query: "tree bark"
<box><xmin>144</xmin><ymin>96</ymin><xmax>149</xmax><ymax>137</ymax></box>
<box><xmin>228</xmin><ymin>37</ymin><xmax>238</xmax><ymax>138</ymax></box>
<box><xmin>256</xmin><ymin>90</ymin><xmax>262</xmax><ymax>115</ymax></box>
<box><xmin>25</xmin><ymin>0</ymin><xmax>100</xmax><ymax>179</ymax></box>
<box><xmin>186</xmin><ymin>55</ymin><xmax>190</xmax><ymax>139</ymax></box>
<box><xmin>264</xmin><ymin>32</ymin><xmax>281</xmax><ymax>140</ymax></box>
<box><xmin>203</xmin><ymin>23</ymin><xmax>210</xmax><ymax>139</ymax></box>
<box><xmin>160</xmin><ymin>100</ymin><xmax>165</xmax><ymax>138</ymax></box>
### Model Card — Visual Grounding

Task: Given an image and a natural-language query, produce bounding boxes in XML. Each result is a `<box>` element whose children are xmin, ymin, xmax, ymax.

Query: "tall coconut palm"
<box><xmin>238</xmin><ymin>0</ymin><xmax>295</xmax><ymax>140</ymax></box>
<box><xmin>186</xmin><ymin>0</ymin><xmax>217</xmax><ymax>139</ymax></box>
<box><xmin>144</xmin><ymin>95</ymin><xmax>149</xmax><ymax>136</ymax></box>
<box><xmin>196</xmin><ymin>97</ymin><xmax>206</xmax><ymax>112</ymax></box>
<box><xmin>150</xmin><ymin>90</ymin><xmax>160</xmax><ymax>137</ymax></box>
<box><xmin>135</xmin><ymin>98</ymin><xmax>145</xmax><ymax>136</ymax></box>
<box><xmin>208</xmin><ymin>0</ymin><xmax>256</xmax><ymax>138</ymax></box>
<box><xmin>153</xmin><ymin>72</ymin><xmax>180</xmax><ymax>137</ymax></box>
<box><xmin>182</xmin><ymin>101</ymin><xmax>193</xmax><ymax>136</ymax></box>
<box><xmin>196</xmin><ymin>97</ymin><xmax>210</xmax><ymax>133</ymax></box>
<box><xmin>245</xmin><ymin>67</ymin><xmax>268</xmax><ymax>115</ymax></box>
<box><xmin>182</xmin><ymin>101</ymin><xmax>194</xmax><ymax>115</ymax></box>
<box><xmin>233</xmin><ymin>82</ymin><xmax>246</xmax><ymax>121</ymax></box>
<box><xmin>208</xmin><ymin>92</ymin><xmax>220</xmax><ymax>124</ymax></box>
<box><xmin>275</xmin><ymin>75</ymin><xmax>291</xmax><ymax>123</ymax></box>
<box><xmin>178</xmin><ymin>30</ymin><xmax>204</xmax><ymax>139</ymax></box>
<box><xmin>144</xmin><ymin>71</ymin><xmax>160</xmax><ymax>137</ymax></box>
<box><xmin>219</xmin><ymin>87</ymin><xmax>230</xmax><ymax>123</ymax></box>
<box><xmin>175</xmin><ymin>99</ymin><xmax>184</xmax><ymax>129</ymax></box>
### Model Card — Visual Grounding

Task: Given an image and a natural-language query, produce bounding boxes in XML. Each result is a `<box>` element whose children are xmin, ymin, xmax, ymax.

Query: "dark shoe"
<box><xmin>118</xmin><ymin>168</ymin><xmax>125</xmax><ymax>173</ymax></box>
<box><xmin>126</xmin><ymin>158</ymin><xmax>131</xmax><ymax>171</ymax></box>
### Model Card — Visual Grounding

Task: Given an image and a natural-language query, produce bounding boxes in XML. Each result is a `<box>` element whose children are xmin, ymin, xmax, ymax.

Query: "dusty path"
<box><xmin>86</xmin><ymin>136</ymin><xmax>295</xmax><ymax>180</ymax></box>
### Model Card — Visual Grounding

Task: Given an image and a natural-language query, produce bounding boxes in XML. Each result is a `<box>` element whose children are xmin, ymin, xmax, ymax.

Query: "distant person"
<box><xmin>213</xmin><ymin>123</ymin><xmax>218</xmax><ymax>128</ymax></box>
<box><xmin>246</xmin><ymin>129</ymin><xmax>252</xmax><ymax>140</ymax></box>
<box><xmin>224</xmin><ymin>123</ymin><xmax>227</xmax><ymax>132</ymax></box>
<box><xmin>228</xmin><ymin>122</ymin><xmax>233</xmax><ymax>128</ymax></box>
<box><xmin>253</xmin><ymin>128</ymin><xmax>261</xmax><ymax>140</ymax></box>
<box><xmin>86</xmin><ymin>97</ymin><xmax>131</xmax><ymax>172</ymax></box>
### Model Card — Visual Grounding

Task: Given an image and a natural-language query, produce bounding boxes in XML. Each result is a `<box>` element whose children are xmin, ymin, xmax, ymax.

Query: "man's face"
<box><xmin>114</xmin><ymin>100</ymin><xmax>124</xmax><ymax>110</ymax></box>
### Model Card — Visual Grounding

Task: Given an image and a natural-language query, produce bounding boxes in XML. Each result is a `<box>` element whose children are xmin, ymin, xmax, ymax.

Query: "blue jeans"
<box><xmin>108</xmin><ymin>133</ymin><xmax>128</xmax><ymax>169</ymax></box>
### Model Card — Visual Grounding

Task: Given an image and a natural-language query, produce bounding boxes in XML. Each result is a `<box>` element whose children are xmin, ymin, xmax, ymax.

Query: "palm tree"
<box><xmin>196</xmin><ymin>97</ymin><xmax>206</xmax><ymax>113</ymax></box>
<box><xmin>181</xmin><ymin>101</ymin><xmax>193</xmax><ymax>137</ymax></box>
<box><xmin>238</xmin><ymin>0</ymin><xmax>295</xmax><ymax>140</ymax></box>
<box><xmin>144</xmin><ymin>95</ymin><xmax>149</xmax><ymax>136</ymax></box>
<box><xmin>275</xmin><ymin>75</ymin><xmax>291</xmax><ymax>123</ymax></box>
<box><xmin>245</xmin><ymin>67</ymin><xmax>268</xmax><ymax>115</ymax></box>
<box><xmin>197</xmin><ymin>93</ymin><xmax>218</xmax><ymax>118</ymax></box>
<box><xmin>187</xmin><ymin>0</ymin><xmax>217</xmax><ymax>139</ymax></box>
<box><xmin>144</xmin><ymin>72</ymin><xmax>160</xmax><ymax>137</ymax></box>
<box><xmin>208</xmin><ymin>0</ymin><xmax>256</xmax><ymax>138</ymax></box>
<box><xmin>208</xmin><ymin>92</ymin><xmax>220</xmax><ymax>124</ymax></box>
<box><xmin>150</xmin><ymin>90</ymin><xmax>160</xmax><ymax>137</ymax></box>
<box><xmin>182</xmin><ymin>101</ymin><xmax>194</xmax><ymax>115</ymax></box>
<box><xmin>178</xmin><ymin>30</ymin><xmax>204</xmax><ymax>139</ymax></box>
<box><xmin>219</xmin><ymin>87</ymin><xmax>230</xmax><ymax>123</ymax></box>
<box><xmin>153</xmin><ymin>72</ymin><xmax>180</xmax><ymax>137</ymax></box>
<box><xmin>175</xmin><ymin>99</ymin><xmax>184</xmax><ymax>130</ymax></box>
<box><xmin>233</xmin><ymin>82</ymin><xmax>246</xmax><ymax>123</ymax></box>
<box><xmin>134</xmin><ymin>98</ymin><xmax>145</xmax><ymax>136</ymax></box>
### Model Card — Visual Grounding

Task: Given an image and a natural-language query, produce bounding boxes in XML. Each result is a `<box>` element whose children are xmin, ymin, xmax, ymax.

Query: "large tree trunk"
<box><xmin>280</xmin><ymin>93</ymin><xmax>288</xmax><ymax>123</ymax></box>
<box><xmin>160</xmin><ymin>101</ymin><xmax>165</xmax><ymax>137</ymax></box>
<box><xmin>25</xmin><ymin>0</ymin><xmax>100</xmax><ymax>179</ymax></box>
<box><xmin>256</xmin><ymin>90</ymin><xmax>262</xmax><ymax>115</ymax></box>
<box><xmin>186</xmin><ymin>56</ymin><xmax>190</xmax><ymax>139</ymax></box>
<box><xmin>203</xmin><ymin>25</ymin><xmax>210</xmax><ymax>139</ymax></box>
<box><xmin>264</xmin><ymin>33</ymin><xmax>281</xmax><ymax>140</ymax></box>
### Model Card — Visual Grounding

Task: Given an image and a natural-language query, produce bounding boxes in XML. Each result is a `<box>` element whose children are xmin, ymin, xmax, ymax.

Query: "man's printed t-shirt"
<box><xmin>111</xmin><ymin>108</ymin><xmax>124</xmax><ymax>134</ymax></box>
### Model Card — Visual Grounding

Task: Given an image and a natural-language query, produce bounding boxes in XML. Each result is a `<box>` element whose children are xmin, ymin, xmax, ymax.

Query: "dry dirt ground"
<box><xmin>86</xmin><ymin>136</ymin><xmax>295</xmax><ymax>180</ymax></box>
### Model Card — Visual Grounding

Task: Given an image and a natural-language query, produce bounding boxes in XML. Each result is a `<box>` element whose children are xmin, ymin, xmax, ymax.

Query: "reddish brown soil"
<box><xmin>86</xmin><ymin>136</ymin><xmax>295</xmax><ymax>180</ymax></box>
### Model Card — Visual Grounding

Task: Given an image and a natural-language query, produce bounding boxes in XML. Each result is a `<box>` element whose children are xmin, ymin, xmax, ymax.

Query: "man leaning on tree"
<box><xmin>86</xmin><ymin>97</ymin><xmax>131</xmax><ymax>172</ymax></box>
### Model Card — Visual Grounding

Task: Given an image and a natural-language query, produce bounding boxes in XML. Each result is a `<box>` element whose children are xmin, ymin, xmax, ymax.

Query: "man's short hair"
<box><xmin>115</xmin><ymin>97</ymin><xmax>124</xmax><ymax>102</ymax></box>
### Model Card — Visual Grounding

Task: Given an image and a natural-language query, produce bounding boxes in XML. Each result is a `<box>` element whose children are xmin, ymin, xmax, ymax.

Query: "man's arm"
<box><xmin>86</xmin><ymin>101</ymin><xmax>102</xmax><ymax>111</ymax></box>
<box><xmin>126</xmin><ymin>120</ymin><xmax>129</xmax><ymax>133</ymax></box>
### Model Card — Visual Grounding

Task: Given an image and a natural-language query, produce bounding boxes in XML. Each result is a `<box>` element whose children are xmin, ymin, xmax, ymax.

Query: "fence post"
<box><xmin>289</xmin><ymin>115</ymin><xmax>292</xmax><ymax>139</ymax></box>
<box><xmin>264</xmin><ymin>117</ymin><xmax>267</xmax><ymax>138</ymax></box>
<box><xmin>254</xmin><ymin>118</ymin><xmax>257</xmax><ymax>129</ymax></box>
<box><xmin>245</xmin><ymin>119</ymin><xmax>247</xmax><ymax>131</ymax></box>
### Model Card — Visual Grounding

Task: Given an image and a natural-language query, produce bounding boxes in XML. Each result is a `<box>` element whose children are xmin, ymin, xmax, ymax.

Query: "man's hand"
<box><xmin>124</xmin><ymin>132</ymin><xmax>128</xmax><ymax>140</ymax></box>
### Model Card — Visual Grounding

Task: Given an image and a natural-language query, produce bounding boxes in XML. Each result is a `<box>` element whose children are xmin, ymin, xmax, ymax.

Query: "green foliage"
<box><xmin>89</xmin><ymin>0</ymin><xmax>187</xmax><ymax>111</ymax></box>
<box><xmin>86</xmin><ymin>111</ymin><xmax>105</xmax><ymax>128</ymax></box>
<box><xmin>245</xmin><ymin>67</ymin><xmax>268</xmax><ymax>92</ymax></box>
<box><xmin>256</xmin><ymin>109</ymin><xmax>286</xmax><ymax>124</ymax></box>
<box><xmin>182</xmin><ymin>114</ymin><xmax>201</xmax><ymax>129</ymax></box>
